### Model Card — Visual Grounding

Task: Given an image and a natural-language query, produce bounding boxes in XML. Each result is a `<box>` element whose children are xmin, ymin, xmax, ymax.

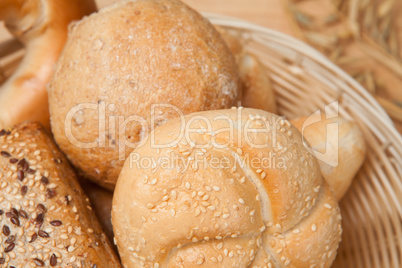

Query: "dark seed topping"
<box><xmin>50</xmin><ymin>254</ymin><xmax>57</xmax><ymax>266</ymax></box>
<box><xmin>0</xmin><ymin>129</ymin><xmax>10</xmax><ymax>136</ymax></box>
<box><xmin>10</xmin><ymin>216</ymin><xmax>20</xmax><ymax>227</ymax></box>
<box><xmin>35</xmin><ymin>213</ymin><xmax>44</xmax><ymax>224</ymax></box>
<box><xmin>23</xmin><ymin>162</ymin><xmax>29</xmax><ymax>171</ymax></box>
<box><xmin>5</xmin><ymin>235</ymin><xmax>15</xmax><ymax>243</ymax></box>
<box><xmin>21</xmin><ymin>186</ymin><xmax>28</xmax><ymax>196</ymax></box>
<box><xmin>50</xmin><ymin>220</ymin><xmax>62</xmax><ymax>227</ymax></box>
<box><xmin>17</xmin><ymin>170</ymin><xmax>24</xmax><ymax>181</ymax></box>
<box><xmin>30</xmin><ymin>233</ymin><xmax>37</xmax><ymax>243</ymax></box>
<box><xmin>64</xmin><ymin>195</ymin><xmax>70</xmax><ymax>205</ymax></box>
<box><xmin>3</xmin><ymin>225</ymin><xmax>10</xmax><ymax>236</ymax></box>
<box><xmin>0</xmin><ymin>257</ymin><xmax>4</xmax><ymax>264</ymax></box>
<box><xmin>19</xmin><ymin>210</ymin><xmax>28</xmax><ymax>219</ymax></box>
<box><xmin>36</xmin><ymin>221</ymin><xmax>43</xmax><ymax>229</ymax></box>
<box><xmin>37</xmin><ymin>204</ymin><xmax>46</xmax><ymax>213</ymax></box>
<box><xmin>10</xmin><ymin>208</ymin><xmax>18</xmax><ymax>218</ymax></box>
<box><xmin>93</xmin><ymin>264</ymin><xmax>98</xmax><ymax>268</ymax></box>
<box><xmin>5</xmin><ymin>212</ymin><xmax>12</xmax><ymax>218</ymax></box>
<box><xmin>54</xmin><ymin>158</ymin><xmax>62</xmax><ymax>164</ymax></box>
<box><xmin>5</xmin><ymin>242</ymin><xmax>15</xmax><ymax>252</ymax></box>
<box><xmin>27</xmin><ymin>168</ymin><xmax>35</xmax><ymax>174</ymax></box>
<box><xmin>0</xmin><ymin>210</ymin><xmax>3</xmax><ymax>215</ymax></box>
<box><xmin>17</xmin><ymin>158</ymin><xmax>26</xmax><ymax>168</ymax></box>
<box><xmin>41</xmin><ymin>176</ymin><xmax>49</xmax><ymax>185</ymax></box>
<box><xmin>1</xmin><ymin>151</ymin><xmax>11</xmax><ymax>157</ymax></box>
<box><xmin>33</xmin><ymin>258</ymin><xmax>44</xmax><ymax>266</ymax></box>
<box><xmin>9</xmin><ymin>158</ymin><xmax>18</xmax><ymax>164</ymax></box>
<box><xmin>46</xmin><ymin>189</ymin><xmax>56</xmax><ymax>199</ymax></box>
<box><xmin>38</xmin><ymin>230</ymin><xmax>49</xmax><ymax>238</ymax></box>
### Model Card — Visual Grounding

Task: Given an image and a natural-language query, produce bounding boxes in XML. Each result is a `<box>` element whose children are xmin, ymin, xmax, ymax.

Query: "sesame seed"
<box><xmin>311</xmin><ymin>224</ymin><xmax>317</xmax><ymax>232</ymax></box>
<box><xmin>239</xmin><ymin>198</ymin><xmax>245</xmax><ymax>204</ymax></box>
<box><xmin>33</xmin><ymin>258</ymin><xmax>45</xmax><ymax>266</ymax></box>
<box><xmin>60</xmin><ymin>234</ymin><xmax>68</xmax><ymax>240</ymax></box>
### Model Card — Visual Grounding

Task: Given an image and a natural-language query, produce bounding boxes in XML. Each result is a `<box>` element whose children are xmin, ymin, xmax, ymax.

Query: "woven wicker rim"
<box><xmin>205</xmin><ymin>13</ymin><xmax>402</xmax><ymax>268</ymax></box>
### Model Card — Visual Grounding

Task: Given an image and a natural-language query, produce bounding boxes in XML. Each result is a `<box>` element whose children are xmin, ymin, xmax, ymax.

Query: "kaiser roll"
<box><xmin>112</xmin><ymin>108</ymin><xmax>342</xmax><ymax>267</ymax></box>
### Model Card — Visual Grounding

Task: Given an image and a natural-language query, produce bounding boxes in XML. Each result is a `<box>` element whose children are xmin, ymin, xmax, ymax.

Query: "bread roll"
<box><xmin>80</xmin><ymin>179</ymin><xmax>114</xmax><ymax>244</ymax></box>
<box><xmin>217</xmin><ymin>27</ymin><xmax>277</xmax><ymax>113</ymax></box>
<box><xmin>112</xmin><ymin>108</ymin><xmax>342</xmax><ymax>267</ymax></box>
<box><xmin>48</xmin><ymin>0</ymin><xmax>241</xmax><ymax>190</ymax></box>
<box><xmin>0</xmin><ymin>0</ymin><xmax>96</xmax><ymax>130</ymax></box>
<box><xmin>291</xmin><ymin>116</ymin><xmax>366</xmax><ymax>200</ymax></box>
<box><xmin>0</xmin><ymin>122</ymin><xmax>120</xmax><ymax>267</ymax></box>
<box><xmin>238</xmin><ymin>53</ymin><xmax>277</xmax><ymax>113</ymax></box>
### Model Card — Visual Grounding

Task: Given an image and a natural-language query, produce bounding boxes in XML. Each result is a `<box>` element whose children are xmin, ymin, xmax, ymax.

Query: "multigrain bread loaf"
<box><xmin>112</xmin><ymin>108</ymin><xmax>342</xmax><ymax>267</ymax></box>
<box><xmin>0</xmin><ymin>122</ymin><xmax>120</xmax><ymax>267</ymax></box>
<box><xmin>0</xmin><ymin>0</ymin><xmax>96</xmax><ymax>130</ymax></box>
<box><xmin>48</xmin><ymin>0</ymin><xmax>241</xmax><ymax>190</ymax></box>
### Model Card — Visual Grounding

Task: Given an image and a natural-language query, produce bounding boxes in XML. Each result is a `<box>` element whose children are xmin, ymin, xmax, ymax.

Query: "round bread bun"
<box><xmin>112</xmin><ymin>108</ymin><xmax>342</xmax><ymax>267</ymax></box>
<box><xmin>0</xmin><ymin>0</ymin><xmax>96</xmax><ymax>130</ymax></box>
<box><xmin>291</xmin><ymin>116</ymin><xmax>366</xmax><ymax>200</ymax></box>
<box><xmin>0</xmin><ymin>122</ymin><xmax>120</xmax><ymax>267</ymax></box>
<box><xmin>48</xmin><ymin>0</ymin><xmax>241</xmax><ymax>190</ymax></box>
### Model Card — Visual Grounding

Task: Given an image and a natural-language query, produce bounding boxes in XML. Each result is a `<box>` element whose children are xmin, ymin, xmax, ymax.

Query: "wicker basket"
<box><xmin>1</xmin><ymin>12</ymin><xmax>401</xmax><ymax>268</ymax></box>
<box><xmin>205</xmin><ymin>13</ymin><xmax>402</xmax><ymax>268</ymax></box>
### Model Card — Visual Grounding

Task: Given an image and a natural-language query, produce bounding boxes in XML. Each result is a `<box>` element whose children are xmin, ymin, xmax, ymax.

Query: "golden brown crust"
<box><xmin>48</xmin><ymin>0</ymin><xmax>241</xmax><ymax>190</ymax></box>
<box><xmin>80</xmin><ymin>179</ymin><xmax>114</xmax><ymax>244</ymax></box>
<box><xmin>0</xmin><ymin>122</ymin><xmax>120</xmax><ymax>267</ymax></box>
<box><xmin>238</xmin><ymin>53</ymin><xmax>277</xmax><ymax>113</ymax></box>
<box><xmin>291</xmin><ymin>116</ymin><xmax>367</xmax><ymax>200</ymax></box>
<box><xmin>0</xmin><ymin>0</ymin><xmax>96</xmax><ymax>130</ymax></box>
<box><xmin>112</xmin><ymin>108</ymin><xmax>341</xmax><ymax>268</ymax></box>
<box><xmin>217</xmin><ymin>27</ymin><xmax>277</xmax><ymax>113</ymax></box>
